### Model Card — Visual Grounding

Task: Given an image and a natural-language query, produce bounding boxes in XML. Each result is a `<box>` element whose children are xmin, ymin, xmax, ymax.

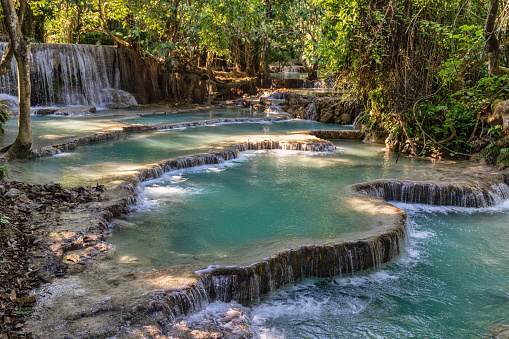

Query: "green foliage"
<box><xmin>316</xmin><ymin>0</ymin><xmax>508</xmax><ymax>158</ymax></box>
<box><xmin>15</xmin><ymin>308</ymin><xmax>35</xmax><ymax>315</ymax></box>
<box><xmin>0</xmin><ymin>163</ymin><xmax>9</xmax><ymax>180</ymax></box>
<box><xmin>487</xmin><ymin>125</ymin><xmax>503</xmax><ymax>136</ymax></box>
<box><xmin>0</xmin><ymin>216</ymin><xmax>9</xmax><ymax>226</ymax></box>
<box><xmin>0</xmin><ymin>108</ymin><xmax>10</xmax><ymax>127</ymax></box>
<box><xmin>26</xmin><ymin>0</ymin><xmax>509</xmax><ymax>159</ymax></box>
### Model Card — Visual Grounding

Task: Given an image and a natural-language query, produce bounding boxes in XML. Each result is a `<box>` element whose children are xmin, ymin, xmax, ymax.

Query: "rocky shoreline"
<box><xmin>0</xmin><ymin>181</ymin><xmax>133</xmax><ymax>338</ymax></box>
<box><xmin>2</xmin><ymin>102</ymin><xmax>509</xmax><ymax>338</ymax></box>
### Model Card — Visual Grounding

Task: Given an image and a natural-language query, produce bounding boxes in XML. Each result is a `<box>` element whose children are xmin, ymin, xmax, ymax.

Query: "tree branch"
<box><xmin>97</xmin><ymin>0</ymin><xmax>129</xmax><ymax>47</ymax></box>
<box><xmin>87</xmin><ymin>27</ymin><xmax>129</xmax><ymax>47</ymax></box>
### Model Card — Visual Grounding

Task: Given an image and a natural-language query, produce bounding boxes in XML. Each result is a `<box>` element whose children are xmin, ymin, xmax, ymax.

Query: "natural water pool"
<box><xmin>9</xmin><ymin>119</ymin><xmax>351</xmax><ymax>185</ymax></box>
<box><xmin>245</xmin><ymin>203</ymin><xmax>509</xmax><ymax>338</ymax></box>
<box><xmin>103</xmin><ymin>135</ymin><xmax>509</xmax><ymax>337</ymax></box>
<box><xmin>109</xmin><ymin>144</ymin><xmax>421</xmax><ymax>268</ymax></box>
<box><xmin>117</xmin><ymin>107</ymin><xmax>285</xmax><ymax>125</ymax></box>
<box><xmin>0</xmin><ymin>107</ymin><xmax>286</xmax><ymax>149</ymax></box>
<box><xmin>5</xmin><ymin>105</ymin><xmax>507</xmax><ymax>337</ymax></box>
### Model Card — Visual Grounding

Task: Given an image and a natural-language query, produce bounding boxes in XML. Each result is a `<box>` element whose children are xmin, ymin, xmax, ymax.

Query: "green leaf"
<box><xmin>15</xmin><ymin>308</ymin><xmax>34</xmax><ymax>315</ymax></box>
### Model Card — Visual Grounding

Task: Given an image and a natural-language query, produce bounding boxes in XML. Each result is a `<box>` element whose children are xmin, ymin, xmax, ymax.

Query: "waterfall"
<box><xmin>307</xmin><ymin>100</ymin><xmax>317</xmax><ymax>120</ymax></box>
<box><xmin>266</xmin><ymin>92</ymin><xmax>285</xmax><ymax>100</ymax></box>
<box><xmin>0</xmin><ymin>43</ymin><xmax>137</xmax><ymax>108</ymax></box>
<box><xmin>282</xmin><ymin>66</ymin><xmax>306</xmax><ymax>73</ymax></box>
<box><xmin>356</xmin><ymin>180</ymin><xmax>509</xmax><ymax>208</ymax></box>
<box><xmin>134</xmin><ymin>139</ymin><xmax>336</xmax><ymax>183</ymax></box>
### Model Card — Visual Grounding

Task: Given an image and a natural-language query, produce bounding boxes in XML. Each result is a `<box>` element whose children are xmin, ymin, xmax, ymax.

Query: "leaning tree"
<box><xmin>0</xmin><ymin>0</ymin><xmax>32</xmax><ymax>161</ymax></box>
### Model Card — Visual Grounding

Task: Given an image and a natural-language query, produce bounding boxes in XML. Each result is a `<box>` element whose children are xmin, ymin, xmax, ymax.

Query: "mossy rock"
<box><xmin>491</xmin><ymin>98</ymin><xmax>505</xmax><ymax>114</ymax></box>
<box><xmin>495</xmin><ymin>149</ymin><xmax>509</xmax><ymax>169</ymax></box>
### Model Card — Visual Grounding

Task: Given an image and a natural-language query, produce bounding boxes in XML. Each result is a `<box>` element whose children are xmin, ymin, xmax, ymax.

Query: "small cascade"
<box><xmin>135</xmin><ymin>149</ymin><xmax>240</xmax><ymax>182</ymax></box>
<box><xmin>123</xmin><ymin>117</ymin><xmax>290</xmax><ymax>133</ymax></box>
<box><xmin>352</xmin><ymin>112</ymin><xmax>362</xmax><ymax>129</ymax></box>
<box><xmin>197</xmin><ymin>226</ymin><xmax>406</xmax><ymax>306</ymax></box>
<box><xmin>131</xmin><ymin>281</ymin><xmax>210</xmax><ymax>326</ymax></box>
<box><xmin>356</xmin><ymin>180</ymin><xmax>509</xmax><ymax>208</ymax></box>
<box><xmin>30</xmin><ymin>130</ymin><xmax>124</xmax><ymax>158</ymax></box>
<box><xmin>282</xmin><ymin>66</ymin><xmax>306</xmax><ymax>73</ymax></box>
<box><xmin>307</xmin><ymin>100</ymin><xmax>317</xmax><ymax>120</ymax></box>
<box><xmin>0</xmin><ymin>43</ymin><xmax>137</xmax><ymax>108</ymax></box>
<box><xmin>135</xmin><ymin>140</ymin><xmax>336</xmax><ymax>183</ymax></box>
<box><xmin>266</xmin><ymin>92</ymin><xmax>285</xmax><ymax>100</ymax></box>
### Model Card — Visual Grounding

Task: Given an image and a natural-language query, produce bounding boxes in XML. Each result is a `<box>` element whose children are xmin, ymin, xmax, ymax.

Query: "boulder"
<box><xmin>104</xmin><ymin>102</ymin><xmax>129</xmax><ymax>109</ymax></box>
<box><xmin>363</xmin><ymin>130</ymin><xmax>387</xmax><ymax>144</ymax></box>
<box><xmin>488</xmin><ymin>99</ymin><xmax>509</xmax><ymax>129</ymax></box>
<box><xmin>34</xmin><ymin>106</ymin><xmax>97</xmax><ymax>116</ymax></box>
<box><xmin>280</xmin><ymin>93</ymin><xmax>361</xmax><ymax>125</ymax></box>
<box><xmin>0</xmin><ymin>95</ymin><xmax>19</xmax><ymax>110</ymax></box>
<box><xmin>4</xmin><ymin>188</ymin><xmax>21</xmax><ymax>198</ymax></box>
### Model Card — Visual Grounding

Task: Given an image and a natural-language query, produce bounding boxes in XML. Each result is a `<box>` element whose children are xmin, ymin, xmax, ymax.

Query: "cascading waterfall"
<box><xmin>282</xmin><ymin>66</ymin><xmax>306</xmax><ymax>73</ymax></box>
<box><xmin>116</xmin><ymin>138</ymin><xmax>409</xmax><ymax>323</ymax></box>
<box><xmin>356</xmin><ymin>180</ymin><xmax>509</xmax><ymax>208</ymax></box>
<box><xmin>121</xmin><ymin>176</ymin><xmax>509</xmax><ymax>322</ymax></box>
<box><xmin>0</xmin><ymin>43</ymin><xmax>137</xmax><ymax>108</ymax></box>
<box><xmin>134</xmin><ymin>139</ymin><xmax>336</xmax><ymax>183</ymax></box>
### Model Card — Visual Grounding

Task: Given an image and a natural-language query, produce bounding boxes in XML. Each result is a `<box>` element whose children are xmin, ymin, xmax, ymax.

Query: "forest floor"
<box><xmin>0</xmin><ymin>180</ymin><xmax>108</xmax><ymax>338</ymax></box>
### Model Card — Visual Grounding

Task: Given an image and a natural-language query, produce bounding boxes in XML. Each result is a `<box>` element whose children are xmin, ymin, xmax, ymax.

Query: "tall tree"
<box><xmin>485</xmin><ymin>0</ymin><xmax>509</xmax><ymax>75</ymax></box>
<box><xmin>0</xmin><ymin>0</ymin><xmax>32</xmax><ymax>160</ymax></box>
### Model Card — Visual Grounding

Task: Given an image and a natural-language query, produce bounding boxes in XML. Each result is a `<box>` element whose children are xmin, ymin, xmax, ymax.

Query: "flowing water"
<box><xmin>0</xmin><ymin>107</ymin><xmax>287</xmax><ymax>149</ymax></box>
<box><xmin>271</xmin><ymin>72</ymin><xmax>308</xmax><ymax>80</ymax></box>
<box><xmin>109</xmin><ymin>146</ymin><xmax>419</xmax><ymax>268</ymax></box>
<box><xmin>4</xmin><ymin>102</ymin><xmax>507</xmax><ymax>336</ymax></box>
<box><xmin>104</xmin><ymin>138</ymin><xmax>509</xmax><ymax>337</ymax></box>
<box><xmin>0</xmin><ymin>43</ymin><xmax>136</xmax><ymax>107</ymax></box>
<box><xmin>245</xmin><ymin>203</ymin><xmax>509</xmax><ymax>338</ymax></box>
<box><xmin>116</xmin><ymin>107</ymin><xmax>287</xmax><ymax>125</ymax></box>
<box><xmin>8</xmin><ymin>117</ymin><xmax>351</xmax><ymax>185</ymax></box>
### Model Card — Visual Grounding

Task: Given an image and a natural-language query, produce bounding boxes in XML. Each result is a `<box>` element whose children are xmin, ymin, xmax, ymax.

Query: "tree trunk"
<box><xmin>244</xmin><ymin>42</ymin><xmax>253</xmax><ymax>75</ymax></box>
<box><xmin>485</xmin><ymin>0</ymin><xmax>509</xmax><ymax>75</ymax></box>
<box><xmin>205</xmin><ymin>51</ymin><xmax>214</xmax><ymax>71</ymax></box>
<box><xmin>259</xmin><ymin>35</ymin><xmax>269</xmax><ymax>77</ymax></box>
<box><xmin>1</xmin><ymin>0</ymin><xmax>32</xmax><ymax>160</ymax></box>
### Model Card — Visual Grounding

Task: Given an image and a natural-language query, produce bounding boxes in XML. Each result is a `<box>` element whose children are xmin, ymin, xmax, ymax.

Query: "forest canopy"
<box><xmin>4</xmin><ymin>0</ymin><xmax>509</xmax><ymax>161</ymax></box>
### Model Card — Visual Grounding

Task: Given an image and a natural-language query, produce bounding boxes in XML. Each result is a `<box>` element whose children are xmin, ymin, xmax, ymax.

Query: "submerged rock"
<box><xmin>489</xmin><ymin>324</ymin><xmax>509</xmax><ymax>338</ymax></box>
<box><xmin>0</xmin><ymin>94</ymin><xmax>19</xmax><ymax>110</ymax></box>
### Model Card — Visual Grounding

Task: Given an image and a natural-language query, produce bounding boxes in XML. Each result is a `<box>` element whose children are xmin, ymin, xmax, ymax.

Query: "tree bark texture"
<box><xmin>1</xmin><ymin>0</ymin><xmax>32</xmax><ymax>159</ymax></box>
<box><xmin>485</xmin><ymin>0</ymin><xmax>509</xmax><ymax>75</ymax></box>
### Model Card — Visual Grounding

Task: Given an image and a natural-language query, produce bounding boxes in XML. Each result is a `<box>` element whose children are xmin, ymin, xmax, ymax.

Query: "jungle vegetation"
<box><xmin>1</xmin><ymin>0</ymin><xmax>509</xmax><ymax>161</ymax></box>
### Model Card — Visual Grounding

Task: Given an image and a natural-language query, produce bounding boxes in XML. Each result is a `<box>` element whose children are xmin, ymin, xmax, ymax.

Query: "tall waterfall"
<box><xmin>0</xmin><ymin>43</ymin><xmax>137</xmax><ymax>108</ymax></box>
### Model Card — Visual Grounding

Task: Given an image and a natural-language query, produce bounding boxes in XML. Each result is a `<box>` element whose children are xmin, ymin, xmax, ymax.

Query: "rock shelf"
<box><xmin>4</xmin><ymin>118</ymin><xmax>509</xmax><ymax>338</ymax></box>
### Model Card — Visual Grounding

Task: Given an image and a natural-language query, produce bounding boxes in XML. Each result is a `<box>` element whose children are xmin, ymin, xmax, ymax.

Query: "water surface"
<box><xmin>9</xmin><ymin>120</ymin><xmax>352</xmax><ymax>185</ymax></box>
<box><xmin>247</xmin><ymin>203</ymin><xmax>509</xmax><ymax>338</ymax></box>
<box><xmin>109</xmin><ymin>142</ymin><xmax>427</xmax><ymax>268</ymax></box>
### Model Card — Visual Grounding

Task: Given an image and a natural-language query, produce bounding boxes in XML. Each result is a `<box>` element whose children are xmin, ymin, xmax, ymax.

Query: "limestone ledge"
<box><xmin>29</xmin><ymin>117</ymin><xmax>290</xmax><ymax>158</ymax></box>
<box><xmin>122</xmin><ymin>116</ymin><xmax>289</xmax><ymax>133</ymax></box>
<box><xmin>106</xmin><ymin>177</ymin><xmax>509</xmax><ymax>334</ymax></box>
<box><xmin>134</xmin><ymin>135</ymin><xmax>337</xmax><ymax>183</ymax></box>
<box><xmin>311</xmin><ymin>129</ymin><xmax>363</xmax><ymax>140</ymax></box>
<box><xmin>25</xmin><ymin>138</ymin><xmax>509</xmax><ymax>338</ymax></box>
